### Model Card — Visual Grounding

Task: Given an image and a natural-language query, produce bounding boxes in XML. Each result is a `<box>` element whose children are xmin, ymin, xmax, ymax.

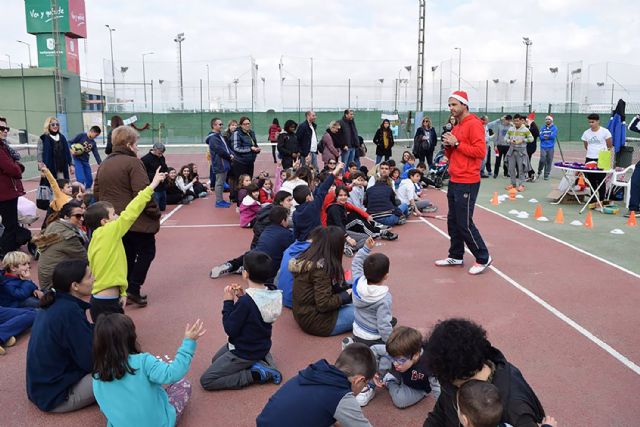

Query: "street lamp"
<box><xmin>261</xmin><ymin>76</ymin><xmax>266</xmax><ymax>109</ymax></box>
<box><xmin>233</xmin><ymin>78</ymin><xmax>239</xmax><ymax>111</ymax></box>
<box><xmin>17</xmin><ymin>40</ymin><xmax>32</xmax><ymax>68</ymax></box>
<box><xmin>174</xmin><ymin>33</ymin><xmax>185</xmax><ymax>110</ymax></box>
<box><xmin>206</xmin><ymin>64</ymin><xmax>211</xmax><ymax>110</ymax></box>
<box><xmin>141</xmin><ymin>52</ymin><xmax>154</xmax><ymax>108</ymax></box>
<box><xmin>105</xmin><ymin>25</ymin><xmax>117</xmax><ymax>100</ymax></box>
<box><xmin>454</xmin><ymin>47</ymin><xmax>462</xmax><ymax>90</ymax></box>
<box><xmin>522</xmin><ymin>37</ymin><xmax>533</xmax><ymax>106</ymax></box>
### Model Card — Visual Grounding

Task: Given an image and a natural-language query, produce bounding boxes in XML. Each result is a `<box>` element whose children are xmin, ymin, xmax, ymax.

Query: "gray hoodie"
<box><xmin>351</xmin><ymin>246</ymin><xmax>394</xmax><ymax>342</ymax></box>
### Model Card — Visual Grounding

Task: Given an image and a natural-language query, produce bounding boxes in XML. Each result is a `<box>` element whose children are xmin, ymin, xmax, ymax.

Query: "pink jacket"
<box><xmin>239</xmin><ymin>196</ymin><xmax>261</xmax><ymax>227</ymax></box>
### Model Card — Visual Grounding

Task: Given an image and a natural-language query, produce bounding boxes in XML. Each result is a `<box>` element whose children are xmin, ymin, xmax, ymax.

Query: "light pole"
<box><xmin>174</xmin><ymin>33</ymin><xmax>185</xmax><ymax>110</ymax></box>
<box><xmin>431</xmin><ymin>65</ymin><xmax>438</xmax><ymax>108</ymax></box>
<box><xmin>310</xmin><ymin>57</ymin><xmax>314</xmax><ymax>110</ymax></box>
<box><xmin>4</xmin><ymin>54</ymin><xmax>10</xmax><ymax>69</ymax></box>
<box><xmin>233</xmin><ymin>78</ymin><xmax>239</xmax><ymax>111</ymax></box>
<box><xmin>261</xmin><ymin>77</ymin><xmax>266</xmax><ymax>109</ymax></box>
<box><xmin>142</xmin><ymin>52</ymin><xmax>154</xmax><ymax>109</ymax></box>
<box><xmin>206</xmin><ymin>64</ymin><xmax>211</xmax><ymax>110</ymax></box>
<box><xmin>120</xmin><ymin>66</ymin><xmax>128</xmax><ymax>110</ymax></box>
<box><xmin>454</xmin><ymin>47</ymin><xmax>462</xmax><ymax>90</ymax></box>
<box><xmin>17</xmin><ymin>40</ymin><xmax>32</xmax><ymax>68</ymax></box>
<box><xmin>105</xmin><ymin>25</ymin><xmax>116</xmax><ymax>100</ymax></box>
<box><xmin>522</xmin><ymin>37</ymin><xmax>533</xmax><ymax>107</ymax></box>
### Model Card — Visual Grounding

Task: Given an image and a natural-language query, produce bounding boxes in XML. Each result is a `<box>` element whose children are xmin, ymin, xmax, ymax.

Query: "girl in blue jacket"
<box><xmin>92</xmin><ymin>314</ymin><xmax>206</xmax><ymax>427</ymax></box>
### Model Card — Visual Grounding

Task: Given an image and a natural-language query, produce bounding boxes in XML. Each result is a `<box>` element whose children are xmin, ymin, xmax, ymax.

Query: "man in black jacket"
<box><xmin>338</xmin><ymin>109</ymin><xmax>359</xmax><ymax>167</ymax></box>
<box><xmin>423</xmin><ymin>318</ymin><xmax>545</xmax><ymax>427</ymax></box>
<box><xmin>140</xmin><ymin>142</ymin><xmax>169</xmax><ymax>211</ymax></box>
<box><xmin>295</xmin><ymin>111</ymin><xmax>319</xmax><ymax>170</ymax></box>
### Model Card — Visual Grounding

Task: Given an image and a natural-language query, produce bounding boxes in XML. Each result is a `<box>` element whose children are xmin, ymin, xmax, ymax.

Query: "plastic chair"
<box><xmin>609</xmin><ymin>164</ymin><xmax>636</xmax><ymax>208</ymax></box>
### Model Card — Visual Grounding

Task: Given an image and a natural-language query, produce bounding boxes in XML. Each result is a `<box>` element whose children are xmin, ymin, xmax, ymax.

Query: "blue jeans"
<box><xmin>375</xmin><ymin>214</ymin><xmax>400</xmax><ymax>226</ymax></box>
<box><xmin>341</xmin><ymin>148</ymin><xmax>356</xmax><ymax>166</ymax></box>
<box><xmin>398</xmin><ymin>203</ymin><xmax>409</xmax><ymax>216</ymax></box>
<box><xmin>329</xmin><ymin>305</ymin><xmax>355</xmax><ymax>336</ymax></box>
<box><xmin>447</xmin><ymin>181</ymin><xmax>489</xmax><ymax>264</ymax></box>
<box><xmin>376</xmin><ymin>154</ymin><xmax>391</xmax><ymax>164</ymax></box>
<box><xmin>629</xmin><ymin>160</ymin><xmax>640</xmax><ymax>211</ymax></box>
<box><xmin>154</xmin><ymin>190</ymin><xmax>167</xmax><ymax>212</ymax></box>
<box><xmin>73</xmin><ymin>159</ymin><xmax>93</xmax><ymax>188</ymax></box>
<box><xmin>309</xmin><ymin>152</ymin><xmax>319</xmax><ymax>170</ymax></box>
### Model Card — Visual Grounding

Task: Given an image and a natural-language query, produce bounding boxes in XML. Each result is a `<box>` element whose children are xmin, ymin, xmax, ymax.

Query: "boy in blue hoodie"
<box><xmin>537</xmin><ymin>115</ymin><xmax>558</xmax><ymax>180</ymax></box>
<box><xmin>200</xmin><ymin>251</ymin><xmax>283</xmax><ymax>391</ymax></box>
<box><xmin>68</xmin><ymin>126</ymin><xmax>102</xmax><ymax>189</ymax></box>
<box><xmin>292</xmin><ymin>162</ymin><xmax>344</xmax><ymax>241</ymax></box>
<box><xmin>0</xmin><ymin>251</ymin><xmax>41</xmax><ymax>308</ymax></box>
<box><xmin>257</xmin><ymin>343</ymin><xmax>376</xmax><ymax>427</ymax></box>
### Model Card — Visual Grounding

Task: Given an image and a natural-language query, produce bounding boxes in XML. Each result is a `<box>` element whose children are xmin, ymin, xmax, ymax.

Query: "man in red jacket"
<box><xmin>0</xmin><ymin>117</ymin><xmax>26</xmax><ymax>256</ymax></box>
<box><xmin>435</xmin><ymin>92</ymin><xmax>491</xmax><ymax>275</ymax></box>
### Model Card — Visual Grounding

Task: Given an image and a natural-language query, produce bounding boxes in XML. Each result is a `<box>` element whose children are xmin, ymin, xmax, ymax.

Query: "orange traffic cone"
<box><xmin>584</xmin><ymin>211</ymin><xmax>594</xmax><ymax>229</ymax></box>
<box><xmin>508</xmin><ymin>188</ymin><xmax>517</xmax><ymax>201</ymax></box>
<box><xmin>491</xmin><ymin>192</ymin><xmax>499</xmax><ymax>205</ymax></box>
<box><xmin>534</xmin><ymin>204</ymin><xmax>543</xmax><ymax>219</ymax></box>
<box><xmin>554</xmin><ymin>208</ymin><xmax>564</xmax><ymax>224</ymax></box>
<box><xmin>627</xmin><ymin>211</ymin><xmax>637</xmax><ymax>227</ymax></box>
<box><xmin>577</xmin><ymin>174</ymin><xmax>586</xmax><ymax>188</ymax></box>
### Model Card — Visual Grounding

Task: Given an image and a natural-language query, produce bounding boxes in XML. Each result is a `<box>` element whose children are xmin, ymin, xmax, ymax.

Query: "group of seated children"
<box><xmin>164</xmin><ymin>163</ymin><xmax>209</xmax><ymax>206</ymax></box>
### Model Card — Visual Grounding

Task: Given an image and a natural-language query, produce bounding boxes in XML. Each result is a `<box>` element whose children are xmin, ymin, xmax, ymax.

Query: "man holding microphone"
<box><xmin>435</xmin><ymin>91</ymin><xmax>492</xmax><ymax>275</ymax></box>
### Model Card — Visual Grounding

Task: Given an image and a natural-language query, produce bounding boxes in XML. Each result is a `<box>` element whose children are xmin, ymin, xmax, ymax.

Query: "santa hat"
<box><xmin>527</xmin><ymin>112</ymin><xmax>536</xmax><ymax>121</ymax></box>
<box><xmin>449</xmin><ymin>91</ymin><xmax>469</xmax><ymax>107</ymax></box>
<box><xmin>545</xmin><ymin>115</ymin><xmax>554</xmax><ymax>122</ymax></box>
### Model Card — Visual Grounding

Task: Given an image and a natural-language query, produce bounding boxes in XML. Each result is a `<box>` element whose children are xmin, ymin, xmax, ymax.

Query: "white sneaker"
<box><xmin>355</xmin><ymin>383</ymin><xmax>376</xmax><ymax>406</ymax></box>
<box><xmin>209</xmin><ymin>262</ymin><xmax>233</xmax><ymax>279</ymax></box>
<box><xmin>341</xmin><ymin>337</ymin><xmax>354</xmax><ymax>350</ymax></box>
<box><xmin>434</xmin><ymin>258</ymin><xmax>464</xmax><ymax>267</ymax></box>
<box><xmin>468</xmin><ymin>256</ymin><xmax>492</xmax><ymax>275</ymax></box>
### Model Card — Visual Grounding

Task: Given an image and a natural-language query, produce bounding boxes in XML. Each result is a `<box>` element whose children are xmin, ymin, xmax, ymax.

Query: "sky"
<box><xmin>3</xmin><ymin>0</ymin><xmax>639</xmax><ymax>110</ymax></box>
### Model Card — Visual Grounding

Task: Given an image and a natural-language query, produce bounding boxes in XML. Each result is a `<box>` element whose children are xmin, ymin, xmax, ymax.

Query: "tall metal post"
<box><xmin>105</xmin><ymin>25</ymin><xmax>116</xmax><ymax>102</ymax></box>
<box><xmin>52</xmin><ymin>0</ymin><xmax>65</xmax><ymax>116</ymax></box>
<box><xmin>142</xmin><ymin>52</ymin><xmax>154</xmax><ymax>109</ymax></box>
<box><xmin>523</xmin><ymin>37</ymin><xmax>533</xmax><ymax>107</ymax></box>
<box><xmin>100</xmin><ymin>79</ymin><xmax>106</xmax><ymax>145</ymax></box>
<box><xmin>206</xmin><ymin>64</ymin><xmax>211</xmax><ymax>110</ymax></box>
<box><xmin>438</xmin><ymin>79</ymin><xmax>443</xmax><ymax>127</ymax></box>
<box><xmin>174</xmin><ymin>33</ymin><xmax>185</xmax><ymax>110</ymax></box>
<box><xmin>17</xmin><ymin>40</ymin><xmax>32</xmax><ymax>68</ymax></box>
<box><xmin>20</xmin><ymin>65</ymin><xmax>29</xmax><ymax>135</ymax></box>
<box><xmin>200</xmin><ymin>79</ymin><xmax>204</xmax><ymax>142</ymax></box>
<box><xmin>485</xmin><ymin>80</ymin><xmax>489</xmax><ymax>113</ymax></box>
<box><xmin>310</xmin><ymin>57</ymin><xmax>314</xmax><ymax>110</ymax></box>
<box><xmin>151</xmin><ymin>80</ymin><xmax>155</xmax><ymax>144</ymax></box>
<box><xmin>348</xmin><ymin>78</ymin><xmax>351</xmax><ymax>108</ymax></box>
<box><xmin>454</xmin><ymin>47</ymin><xmax>462</xmax><ymax>90</ymax></box>
<box><xmin>416</xmin><ymin>0</ymin><xmax>426</xmax><ymax>111</ymax></box>
<box><xmin>569</xmin><ymin>80</ymin><xmax>574</xmax><ymax>141</ymax></box>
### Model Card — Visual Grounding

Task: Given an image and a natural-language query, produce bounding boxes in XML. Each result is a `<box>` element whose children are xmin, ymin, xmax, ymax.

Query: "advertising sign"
<box><xmin>25</xmin><ymin>0</ymin><xmax>86</xmax><ymax>38</ymax></box>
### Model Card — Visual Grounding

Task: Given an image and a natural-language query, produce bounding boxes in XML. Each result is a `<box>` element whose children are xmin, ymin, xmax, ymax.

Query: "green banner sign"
<box><xmin>25</xmin><ymin>0</ymin><xmax>87</xmax><ymax>38</ymax></box>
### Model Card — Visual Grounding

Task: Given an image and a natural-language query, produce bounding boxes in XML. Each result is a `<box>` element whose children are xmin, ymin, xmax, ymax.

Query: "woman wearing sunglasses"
<box><xmin>0</xmin><ymin>116</ymin><xmax>26</xmax><ymax>257</ymax></box>
<box><xmin>38</xmin><ymin>117</ymin><xmax>74</xmax><ymax>180</ymax></box>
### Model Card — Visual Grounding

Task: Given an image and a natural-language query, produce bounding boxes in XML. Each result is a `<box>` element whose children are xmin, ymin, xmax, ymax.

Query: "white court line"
<box><xmin>416</xmin><ymin>216</ymin><xmax>640</xmax><ymax>376</ymax></box>
<box><xmin>159</xmin><ymin>205</ymin><xmax>183</xmax><ymax>225</ymax></box>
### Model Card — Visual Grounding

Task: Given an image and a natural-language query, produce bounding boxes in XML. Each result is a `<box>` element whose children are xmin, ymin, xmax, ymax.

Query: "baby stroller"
<box><xmin>426</xmin><ymin>148</ymin><xmax>450</xmax><ymax>188</ymax></box>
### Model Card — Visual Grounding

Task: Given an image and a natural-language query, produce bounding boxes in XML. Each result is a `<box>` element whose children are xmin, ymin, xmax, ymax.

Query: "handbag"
<box><xmin>36</xmin><ymin>177</ymin><xmax>53</xmax><ymax>211</ymax></box>
<box><xmin>357</xmin><ymin>143</ymin><xmax>367</xmax><ymax>157</ymax></box>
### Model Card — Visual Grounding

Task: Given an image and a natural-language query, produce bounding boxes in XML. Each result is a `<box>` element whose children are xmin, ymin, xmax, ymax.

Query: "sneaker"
<box><xmin>435</xmin><ymin>257</ymin><xmax>464</xmax><ymax>267</ymax></box>
<box><xmin>375</xmin><ymin>222</ymin><xmax>390</xmax><ymax>231</ymax></box>
<box><xmin>469</xmin><ymin>256</ymin><xmax>493</xmax><ymax>275</ymax></box>
<box><xmin>215</xmin><ymin>200</ymin><xmax>231</xmax><ymax>208</ymax></box>
<box><xmin>481</xmin><ymin>174</ymin><xmax>490</xmax><ymax>178</ymax></box>
<box><xmin>355</xmin><ymin>383</ymin><xmax>376</xmax><ymax>406</ymax></box>
<box><xmin>250</xmin><ymin>362</ymin><xmax>282</xmax><ymax>385</ymax></box>
<box><xmin>344</xmin><ymin>246</ymin><xmax>354</xmax><ymax>258</ymax></box>
<box><xmin>397</xmin><ymin>216</ymin><xmax>407</xmax><ymax>225</ymax></box>
<box><xmin>126</xmin><ymin>293</ymin><xmax>148</xmax><ymax>307</ymax></box>
<box><xmin>341</xmin><ymin>337</ymin><xmax>354</xmax><ymax>350</ymax></box>
<box><xmin>517</xmin><ymin>185</ymin><xmax>525</xmax><ymax>192</ymax></box>
<box><xmin>210</xmin><ymin>262</ymin><xmax>233</xmax><ymax>279</ymax></box>
<box><xmin>234</xmin><ymin>266</ymin><xmax>244</xmax><ymax>275</ymax></box>
<box><xmin>380</xmin><ymin>230</ymin><xmax>398</xmax><ymax>241</ymax></box>
<box><xmin>422</xmin><ymin>205</ymin><xmax>438</xmax><ymax>213</ymax></box>
<box><xmin>493</xmin><ymin>174</ymin><xmax>498</xmax><ymax>179</ymax></box>
<box><xmin>0</xmin><ymin>336</ymin><xmax>16</xmax><ymax>355</ymax></box>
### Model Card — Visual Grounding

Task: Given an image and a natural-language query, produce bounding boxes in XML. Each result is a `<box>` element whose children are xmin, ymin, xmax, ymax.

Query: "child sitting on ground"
<box><xmin>456</xmin><ymin>380</ymin><xmax>558</xmax><ymax>427</ymax></box>
<box><xmin>93</xmin><ymin>314</ymin><xmax>206</xmax><ymax>427</ymax></box>
<box><xmin>379</xmin><ymin>326</ymin><xmax>440</xmax><ymax>409</ymax></box>
<box><xmin>240</xmin><ymin>183</ymin><xmax>261</xmax><ymax>228</ymax></box>
<box><xmin>84</xmin><ymin>167</ymin><xmax>166</xmax><ymax>321</ymax></box>
<box><xmin>397</xmin><ymin>169</ymin><xmax>437</xmax><ymax>216</ymax></box>
<box><xmin>235</xmin><ymin>174</ymin><xmax>253</xmax><ymax>207</ymax></box>
<box><xmin>347</xmin><ymin>171</ymin><xmax>368</xmax><ymax>211</ymax></box>
<box><xmin>401</xmin><ymin>153</ymin><xmax>416</xmax><ymax>178</ymax></box>
<box><xmin>0</xmin><ymin>251</ymin><xmax>42</xmax><ymax>308</ymax></box>
<box><xmin>40</xmin><ymin>166</ymin><xmax>73</xmax><ymax>229</ymax></box>
<box><xmin>200</xmin><ymin>251</ymin><xmax>283</xmax><ymax>391</ymax></box>
<box><xmin>256</xmin><ymin>343</ymin><xmax>376</xmax><ymax>426</ymax></box>
<box><xmin>259</xmin><ymin>179</ymin><xmax>274</xmax><ymax>204</ymax></box>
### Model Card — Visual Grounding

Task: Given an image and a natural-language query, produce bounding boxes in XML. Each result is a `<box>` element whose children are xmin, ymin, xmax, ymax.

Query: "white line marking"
<box><xmin>417</xmin><ymin>216</ymin><xmax>640</xmax><ymax>375</ymax></box>
<box><xmin>159</xmin><ymin>205</ymin><xmax>183</xmax><ymax>225</ymax></box>
<box><xmin>26</xmin><ymin>188</ymin><xmax>37</xmax><ymax>193</ymax></box>
<box><xmin>162</xmin><ymin>223</ymin><xmax>239</xmax><ymax>228</ymax></box>
<box><xmin>435</xmin><ymin>187</ymin><xmax>640</xmax><ymax>280</ymax></box>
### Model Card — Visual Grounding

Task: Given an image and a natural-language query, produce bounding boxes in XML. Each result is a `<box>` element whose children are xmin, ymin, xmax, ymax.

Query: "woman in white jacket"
<box><xmin>176</xmin><ymin>165</ymin><xmax>197</xmax><ymax>200</ymax></box>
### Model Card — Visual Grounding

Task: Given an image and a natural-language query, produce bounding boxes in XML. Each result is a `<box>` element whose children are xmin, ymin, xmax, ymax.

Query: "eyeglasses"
<box><xmin>72</xmin><ymin>213</ymin><xmax>84</xmax><ymax>219</ymax></box>
<box><xmin>50</xmin><ymin>123</ymin><xmax>60</xmax><ymax>127</ymax></box>
<box><xmin>328</xmin><ymin>162</ymin><xmax>336</xmax><ymax>165</ymax></box>
<box><xmin>241</xmin><ymin>122</ymin><xmax>251</xmax><ymax>126</ymax></box>
<box><xmin>0</xmin><ymin>126</ymin><xmax>9</xmax><ymax>132</ymax></box>
<box><xmin>391</xmin><ymin>356</ymin><xmax>410</xmax><ymax>365</ymax></box>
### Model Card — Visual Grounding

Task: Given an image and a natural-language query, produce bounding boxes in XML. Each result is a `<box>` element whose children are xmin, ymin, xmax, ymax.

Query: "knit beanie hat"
<box><xmin>545</xmin><ymin>115</ymin><xmax>554</xmax><ymax>122</ymax></box>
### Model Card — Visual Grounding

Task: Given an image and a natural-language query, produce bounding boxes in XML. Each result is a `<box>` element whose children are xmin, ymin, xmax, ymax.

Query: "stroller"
<box><xmin>426</xmin><ymin>148</ymin><xmax>450</xmax><ymax>188</ymax></box>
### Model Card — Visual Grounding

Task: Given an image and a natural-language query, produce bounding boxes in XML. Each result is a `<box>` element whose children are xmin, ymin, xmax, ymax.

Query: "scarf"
<box><xmin>329</xmin><ymin>131</ymin><xmax>342</xmax><ymax>150</ymax></box>
<box><xmin>382</xmin><ymin>131</ymin><xmax>389</xmax><ymax>149</ymax></box>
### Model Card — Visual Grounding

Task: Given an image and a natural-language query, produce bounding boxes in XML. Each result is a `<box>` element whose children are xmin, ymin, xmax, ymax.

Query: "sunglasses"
<box><xmin>0</xmin><ymin>126</ymin><xmax>9</xmax><ymax>132</ymax></box>
<box><xmin>72</xmin><ymin>213</ymin><xmax>84</xmax><ymax>219</ymax></box>
<box><xmin>50</xmin><ymin>123</ymin><xmax>60</xmax><ymax>127</ymax></box>
<box><xmin>241</xmin><ymin>122</ymin><xmax>251</xmax><ymax>126</ymax></box>
<box><xmin>328</xmin><ymin>162</ymin><xmax>336</xmax><ymax>165</ymax></box>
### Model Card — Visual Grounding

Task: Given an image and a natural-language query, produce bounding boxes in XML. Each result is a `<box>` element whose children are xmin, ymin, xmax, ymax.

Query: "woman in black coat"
<box><xmin>38</xmin><ymin>117</ymin><xmax>74</xmax><ymax>179</ymax></box>
<box><xmin>373</xmin><ymin>119</ymin><xmax>394</xmax><ymax>164</ymax></box>
<box><xmin>277</xmin><ymin>120</ymin><xmax>300</xmax><ymax>169</ymax></box>
<box><xmin>413</xmin><ymin>116</ymin><xmax>438</xmax><ymax>168</ymax></box>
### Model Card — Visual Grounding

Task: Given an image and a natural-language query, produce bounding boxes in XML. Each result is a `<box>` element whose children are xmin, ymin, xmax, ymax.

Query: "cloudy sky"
<box><xmin>3</xmin><ymin>0</ymin><xmax>639</xmax><ymax>110</ymax></box>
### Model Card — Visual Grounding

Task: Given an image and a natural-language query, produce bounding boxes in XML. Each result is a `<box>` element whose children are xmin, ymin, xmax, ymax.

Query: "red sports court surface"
<box><xmin>2</xmin><ymin>151</ymin><xmax>640</xmax><ymax>427</ymax></box>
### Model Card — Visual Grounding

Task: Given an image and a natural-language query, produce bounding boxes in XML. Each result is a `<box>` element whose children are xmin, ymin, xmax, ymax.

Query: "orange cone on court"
<box><xmin>508</xmin><ymin>188</ymin><xmax>517</xmax><ymax>200</ymax></box>
<box><xmin>491</xmin><ymin>192</ymin><xmax>499</xmax><ymax>205</ymax></box>
<box><xmin>584</xmin><ymin>211</ymin><xmax>594</xmax><ymax>228</ymax></box>
<box><xmin>534</xmin><ymin>204</ymin><xmax>543</xmax><ymax>219</ymax></box>
<box><xmin>627</xmin><ymin>211</ymin><xmax>637</xmax><ymax>227</ymax></box>
<box><xmin>554</xmin><ymin>208</ymin><xmax>564</xmax><ymax>224</ymax></box>
<box><xmin>577</xmin><ymin>174</ymin><xmax>586</xmax><ymax>188</ymax></box>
